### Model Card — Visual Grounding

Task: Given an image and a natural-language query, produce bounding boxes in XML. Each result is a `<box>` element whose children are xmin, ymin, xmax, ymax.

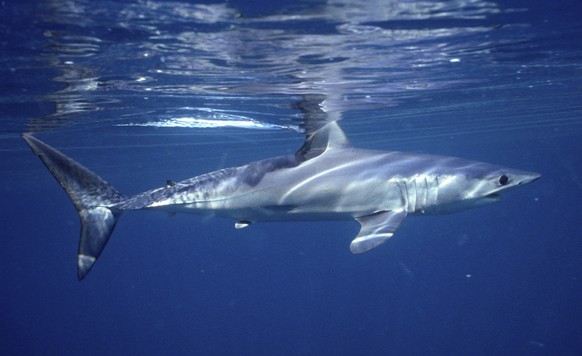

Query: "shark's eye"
<box><xmin>499</xmin><ymin>175</ymin><xmax>509</xmax><ymax>186</ymax></box>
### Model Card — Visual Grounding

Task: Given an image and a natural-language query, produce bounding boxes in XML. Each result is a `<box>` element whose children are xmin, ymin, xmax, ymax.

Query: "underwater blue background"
<box><xmin>1</xmin><ymin>0</ymin><xmax>581</xmax><ymax>354</ymax></box>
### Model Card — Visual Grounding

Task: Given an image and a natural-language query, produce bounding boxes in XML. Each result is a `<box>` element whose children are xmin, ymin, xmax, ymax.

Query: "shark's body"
<box><xmin>23</xmin><ymin>121</ymin><xmax>539</xmax><ymax>280</ymax></box>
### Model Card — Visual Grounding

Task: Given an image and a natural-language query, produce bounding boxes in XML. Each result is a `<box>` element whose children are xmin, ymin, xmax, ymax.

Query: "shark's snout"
<box><xmin>518</xmin><ymin>172</ymin><xmax>541</xmax><ymax>185</ymax></box>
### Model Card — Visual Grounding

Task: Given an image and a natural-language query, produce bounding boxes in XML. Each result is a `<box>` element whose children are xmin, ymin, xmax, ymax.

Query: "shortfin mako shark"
<box><xmin>23</xmin><ymin>103</ymin><xmax>540</xmax><ymax>280</ymax></box>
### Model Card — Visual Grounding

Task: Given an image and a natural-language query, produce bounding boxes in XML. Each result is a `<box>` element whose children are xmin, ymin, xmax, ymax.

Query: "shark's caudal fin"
<box><xmin>23</xmin><ymin>134</ymin><xmax>126</xmax><ymax>280</ymax></box>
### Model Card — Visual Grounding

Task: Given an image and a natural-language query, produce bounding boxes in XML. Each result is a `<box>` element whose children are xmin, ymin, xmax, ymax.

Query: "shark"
<box><xmin>23</xmin><ymin>109</ymin><xmax>540</xmax><ymax>280</ymax></box>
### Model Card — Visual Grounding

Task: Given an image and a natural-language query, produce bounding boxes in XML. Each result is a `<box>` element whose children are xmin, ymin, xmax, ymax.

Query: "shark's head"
<box><xmin>433</xmin><ymin>161</ymin><xmax>540</xmax><ymax>213</ymax></box>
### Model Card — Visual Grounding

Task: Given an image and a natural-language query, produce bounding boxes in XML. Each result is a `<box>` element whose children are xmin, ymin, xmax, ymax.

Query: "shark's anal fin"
<box><xmin>350</xmin><ymin>209</ymin><xmax>407</xmax><ymax>254</ymax></box>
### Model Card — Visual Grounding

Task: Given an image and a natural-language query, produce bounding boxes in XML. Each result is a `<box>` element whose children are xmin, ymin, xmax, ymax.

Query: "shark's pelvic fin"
<box><xmin>22</xmin><ymin>134</ymin><xmax>125</xmax><ymax>280</ymax></box>
<box><xmin>350</xmin><ymin>209</ymin><xmax>408</xmax><ymax>254</ymax></box>
<box><xmin>235</xmin><ymin>220</ymin><xmax>252</xmax><ymax>229</ymax></box>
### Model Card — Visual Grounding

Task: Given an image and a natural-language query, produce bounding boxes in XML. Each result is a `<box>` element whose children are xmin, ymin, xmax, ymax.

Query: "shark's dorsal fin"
<box><xmin>293</xmin><ymin>95</ymin><xmax>351</xmax><ymax>160</ymax></box>
<box><xmin>296</xmin><ymin>121</ymin><xmax>352</xmax><ymax>160</ymax></box>
<box><xmin>297</xmin><ymin>121</ymin><xmax>351</xmax><ymax>159</ymax></box>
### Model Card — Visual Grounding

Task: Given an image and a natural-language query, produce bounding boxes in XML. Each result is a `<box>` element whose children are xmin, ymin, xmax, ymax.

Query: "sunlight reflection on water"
<box><xmin>23</xmin><ymin>0</ymin><xmax>582</xmax><ymax>148</ymax></box>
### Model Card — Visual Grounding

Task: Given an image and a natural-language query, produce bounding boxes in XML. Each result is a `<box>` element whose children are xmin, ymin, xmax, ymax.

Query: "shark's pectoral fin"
<box><xmin>350</xmin><ymin>209</ymin><xmax>407</xmax><ymax>254</ymax></box>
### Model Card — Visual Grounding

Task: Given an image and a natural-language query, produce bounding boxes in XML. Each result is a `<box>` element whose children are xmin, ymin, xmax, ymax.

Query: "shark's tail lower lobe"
<box><xmin>23</xmin><ymin>134</ymin><xmax>126</xmax><ymax>280</ymax></box>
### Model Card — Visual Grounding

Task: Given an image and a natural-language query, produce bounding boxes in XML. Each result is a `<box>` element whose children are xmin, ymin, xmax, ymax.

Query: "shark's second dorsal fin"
<box><xmin>296</xmin><ymin>121</ymin><xmax>352</xmax><ymax>160</ymax></box>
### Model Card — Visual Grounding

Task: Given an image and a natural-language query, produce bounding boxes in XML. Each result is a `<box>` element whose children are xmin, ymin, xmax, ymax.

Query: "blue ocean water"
<box><xmin>1</xmin><ymin>0</ymin><xmax>581</xmax><ymax>355</ymax></box>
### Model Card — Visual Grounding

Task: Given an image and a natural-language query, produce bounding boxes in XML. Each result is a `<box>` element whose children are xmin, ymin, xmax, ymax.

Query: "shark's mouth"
<box><xmin>485</xmin><ymin>193</ymin><xmax>502</xmax><ymax>201</ymax></box>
